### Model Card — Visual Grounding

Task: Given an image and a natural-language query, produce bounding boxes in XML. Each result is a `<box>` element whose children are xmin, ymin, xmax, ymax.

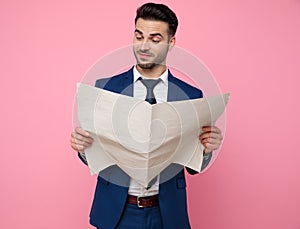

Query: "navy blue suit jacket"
<box><xmin>84</xmin><ymin>67</ymin><xmax>207</xmax><ymax>229</ymax></box>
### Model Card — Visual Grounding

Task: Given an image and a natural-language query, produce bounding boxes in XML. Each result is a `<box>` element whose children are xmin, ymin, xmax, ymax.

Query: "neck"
<box><xmin>136</xmin><ymin>64</ymin><xmax>167</xmax><ymax>79</ymax></box>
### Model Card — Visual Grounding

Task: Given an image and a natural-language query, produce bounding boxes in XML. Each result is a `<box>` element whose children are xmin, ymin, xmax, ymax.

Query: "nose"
<box><xmin>140</xmin><ymin>41</ymin><xmax>150</xmax><ymax>52</ymax></box>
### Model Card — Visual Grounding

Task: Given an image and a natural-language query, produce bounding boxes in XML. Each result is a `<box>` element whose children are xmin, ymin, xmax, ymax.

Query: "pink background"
<box><xmin>1</xmin><ymin>0</ymin><xmax>300</xmax><ymax>228</ymax></box>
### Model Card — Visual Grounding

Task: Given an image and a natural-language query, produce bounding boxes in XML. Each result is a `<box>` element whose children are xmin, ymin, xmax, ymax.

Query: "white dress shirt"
<box><xmin>128</xmin><ymin>66</ymin><xmax>168</xmax><ymax>197</ymax></box>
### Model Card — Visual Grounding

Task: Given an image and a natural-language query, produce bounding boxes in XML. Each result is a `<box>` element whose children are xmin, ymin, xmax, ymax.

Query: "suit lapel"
<box><xmin>167</xmin><ymin>71</ymin><xmax>179</xmax><ymax>102</ymax></box>
<box><xmin>119</xmin><ymin>67</ymin><xmax>134</xmax><ymax>97</ymax></box>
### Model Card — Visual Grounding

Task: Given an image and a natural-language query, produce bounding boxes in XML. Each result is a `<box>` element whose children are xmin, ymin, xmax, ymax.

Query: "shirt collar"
<box><xmin>133</xmin><ymin>65</ymin><xmax>168</xmax><ymax>85</ymax></box>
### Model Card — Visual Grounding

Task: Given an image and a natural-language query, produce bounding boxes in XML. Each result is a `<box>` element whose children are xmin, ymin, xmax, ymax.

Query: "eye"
<box><xmin>135</xmin><ymin>35</ymin><xmax>143</xmax><ymax>40</ymax></box>
<box><xmin>152</xmin><ymin>38</ymin><xmax>162</xmax><ymax>43</ymax></box>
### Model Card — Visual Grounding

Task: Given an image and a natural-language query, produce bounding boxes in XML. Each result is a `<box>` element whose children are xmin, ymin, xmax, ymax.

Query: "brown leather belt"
<box><xmin>127</xmin><ymin>195</ymin><xmax>159</xmax><ymax>208</ymax></box>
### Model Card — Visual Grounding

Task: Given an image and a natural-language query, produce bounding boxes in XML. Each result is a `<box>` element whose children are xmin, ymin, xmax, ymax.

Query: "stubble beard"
<box><xmin>134</xmin><ymin>47</ymin><xmax>168</xmax><ymax>70</ymax></box>
<box><xmin>134</xmin><ymin>50</ymin><xmax>156</xmax><ymax>69</ymax></box>
<box><xmin>137</xmin><ymin>62</ymin><xmax>156</xmax><ymax>69</ymax></box>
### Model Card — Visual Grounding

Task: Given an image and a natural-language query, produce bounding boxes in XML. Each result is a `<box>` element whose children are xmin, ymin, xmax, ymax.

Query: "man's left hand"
<box><xmin>199</xmin><ymin>126</ymin><xmax>223</xmax><ymax>154</ymax></box>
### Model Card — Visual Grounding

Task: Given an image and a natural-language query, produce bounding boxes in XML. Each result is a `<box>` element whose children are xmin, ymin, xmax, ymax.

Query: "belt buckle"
<box><xmin>137</xmin><ymin>196</ymin><xmax>144</xmax><ymax>208</ymax></box>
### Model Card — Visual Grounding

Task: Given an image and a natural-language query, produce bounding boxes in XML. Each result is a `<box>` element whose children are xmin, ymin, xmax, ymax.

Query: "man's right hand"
<box><xmin>70</xmin><ymin>127</ymin><xmax>94</xmax><ymax>153</ymax></box>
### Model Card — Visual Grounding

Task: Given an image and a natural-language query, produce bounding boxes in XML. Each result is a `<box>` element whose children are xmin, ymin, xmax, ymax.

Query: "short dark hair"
<box><xmin>135</xmin><ymin>3</ymin><xmax>178</xmax><ymax>37</ymax></box>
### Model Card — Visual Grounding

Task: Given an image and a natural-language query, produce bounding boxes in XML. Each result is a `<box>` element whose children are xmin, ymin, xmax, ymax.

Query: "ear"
<box><xmin>168</xmin><ymin>36</ymin><xmax>176</xmax><ymax>51</ymax></box>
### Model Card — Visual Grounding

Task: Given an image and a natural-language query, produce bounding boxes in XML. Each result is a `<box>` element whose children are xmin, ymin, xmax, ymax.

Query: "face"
<box><xmin>133</xmin><ymin>18</ymin><xmax>175</xmax><ymax>70</ymax></box>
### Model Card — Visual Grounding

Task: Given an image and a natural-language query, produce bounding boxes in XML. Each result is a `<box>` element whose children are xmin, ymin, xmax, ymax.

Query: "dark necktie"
<box><xmin>138</xmin><ymin>77</ymin><xmax>161</xmax><ymax>189</ymax></box>
<box><xmin>138</xmin><ymin>77</ymin><xmax>162</xmax><ymax>104</ymax></box>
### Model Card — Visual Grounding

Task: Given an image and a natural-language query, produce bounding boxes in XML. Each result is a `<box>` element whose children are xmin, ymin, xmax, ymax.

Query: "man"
<box><xmin>70</xmin><ymin>3</ymin><xmax>223</xmax><ymax>229</ymax></box>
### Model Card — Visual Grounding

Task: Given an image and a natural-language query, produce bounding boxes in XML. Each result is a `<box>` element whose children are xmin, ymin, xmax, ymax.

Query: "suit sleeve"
<box><xmin>78</xmin><ymin>152</ymin><xmax>88</xmax><ymax>165</ymax></box>
<box><xmin>186</xmin><ymin>152</ymin><xmax>212</xmax><ymax>174</ymax></box>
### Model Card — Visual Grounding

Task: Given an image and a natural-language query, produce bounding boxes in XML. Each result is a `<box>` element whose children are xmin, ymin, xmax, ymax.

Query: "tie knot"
<box><xmin>139</xmin><ymin>77</ymin><xmax>162</xmax><ymax>90</ymax></box>
<box><xmin>138</xmin><ymin>77</ymin><xmax>162</xmax><ymax>104</ymax></box>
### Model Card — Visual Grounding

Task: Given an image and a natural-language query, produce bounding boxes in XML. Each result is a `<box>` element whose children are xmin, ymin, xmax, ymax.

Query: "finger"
<box><xmin>203</xmin><ymin>142</ymin><xmax>220</xmax><ymax>152</ymax></box>
<box><xmin>71</xmin><ymin>137</ymin><xmax>93</xmax><ymax>147</ymax></box>
<box><xmin>199</xmin><ymin>132</ymin><xmax>211</xmax><ymax>140</ymax></box>
<box><xmin>202</xmin><ymin>126</ymin><xmax>221</xmax><ymax>134</ymax></box>
<box><xmin>199</xmin><ymin>132</ymin><xmax>223</xmax><ymax>141</ymax></box>
<box><xmin>75</xmin><ymin>127</ymin><xmax>90</xmax><ymax>137</ymax></box>
<box><xmin>71</xmin><ymin>142</ymin><xmax>85</xmax><ymax>151</ymax></box>
<box><xmin>71</xmin><ymin>132</ymin><xmax>94</xmax><ymax>144</ymax></box>
<box><xmin>71</xmin><ymin>139</ymin><xmax>93</xmax><ymax>151</ymax></box>
<box><xmin>201</xmin><ymin>137</ymin><xmax>221</xmax><ymax>145</ymax></box>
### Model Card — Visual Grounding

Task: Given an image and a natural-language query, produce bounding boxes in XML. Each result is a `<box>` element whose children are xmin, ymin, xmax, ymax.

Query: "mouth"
<box><xmin>138</xmin><ymin>52</ymin><xmax>152</xmax><ymax>59</ymax></box>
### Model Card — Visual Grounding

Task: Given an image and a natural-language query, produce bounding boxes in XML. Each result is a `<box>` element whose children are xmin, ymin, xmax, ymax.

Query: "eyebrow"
<box><xmin>134</xmin><ymin>29</ymin><xmax>164</xmax><ymax>38</ymax></box>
